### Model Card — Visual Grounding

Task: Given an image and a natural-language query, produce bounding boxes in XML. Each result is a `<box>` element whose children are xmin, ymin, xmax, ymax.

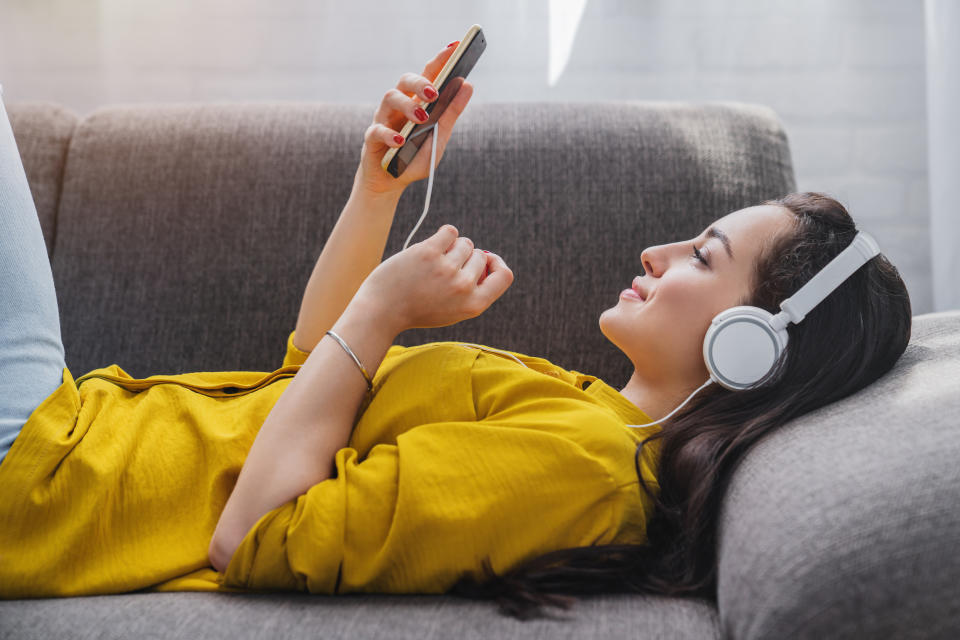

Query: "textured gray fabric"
<box><xmin>28</xmin><ymin>101</ymin><xmax>794</xmax><ymax>379</ymax></box>
<box><xmin>0</xmin><ymin>592</ymin><xmax>720</xmax><ymax>640</ymax></box>
<box><xmin>6</xmin><ymin>102</ymin><xmax>78</xmax><ymax>258</ymax></box>
<box><xmin>717</xmin><ymin>309</ymin><xmax>960</xmax><ymax>640</ymax></box>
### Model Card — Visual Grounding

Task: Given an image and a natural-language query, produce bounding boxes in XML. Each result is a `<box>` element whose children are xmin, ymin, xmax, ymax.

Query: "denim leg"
<box><xmin>0</xmin><ymin>83</ymin><xmax>67</xmax><ymax>468</ymax></box>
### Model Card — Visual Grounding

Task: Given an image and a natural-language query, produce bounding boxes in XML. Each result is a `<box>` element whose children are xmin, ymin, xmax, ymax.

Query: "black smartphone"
<box><xmin>381</xmin><ymin>24</ymin><xmax>486</xmax><ymax>179</ymax></box>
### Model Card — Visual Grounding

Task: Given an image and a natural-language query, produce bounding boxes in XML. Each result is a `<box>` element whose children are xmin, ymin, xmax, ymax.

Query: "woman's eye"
<box><xmin>691</xmin><ymin>244</ymin><xmax>708</xmax><ymax>266</ymax></box>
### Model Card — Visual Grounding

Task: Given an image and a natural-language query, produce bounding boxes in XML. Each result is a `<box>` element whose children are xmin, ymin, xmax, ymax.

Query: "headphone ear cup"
<box><xmin>703</xmin><ymin>306</ymin><xmax>789</xmax><ymax>391</ymax></box>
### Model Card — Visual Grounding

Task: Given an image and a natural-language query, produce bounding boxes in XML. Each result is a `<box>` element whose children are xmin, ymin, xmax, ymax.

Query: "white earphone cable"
<box><xmin>627</xmin><ymin>377</ymin><xmax>714</xmax><ymax>429</ymax></box>
<box><xmin>402</xmin><ymin>121</ymin><xmax>440</xmax><ymax>251</ymax></box>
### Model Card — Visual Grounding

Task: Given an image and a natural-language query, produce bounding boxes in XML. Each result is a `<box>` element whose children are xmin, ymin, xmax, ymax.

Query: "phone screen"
<box><xmin>387</xmin><ymin>29</ymin><xmax>486</xmax><ymax>178</ymax></box>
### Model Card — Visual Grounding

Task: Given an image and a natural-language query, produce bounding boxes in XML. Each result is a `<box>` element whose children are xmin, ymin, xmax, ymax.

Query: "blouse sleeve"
<box><xmin>282</xmin><ymin>330</ymin><xmax>312</xmax><ymax>368</ymax></box>
<box><xmin>218</xmin><ymin>419</ymin><xmax>624</xmax><ymax>595</ymax></box>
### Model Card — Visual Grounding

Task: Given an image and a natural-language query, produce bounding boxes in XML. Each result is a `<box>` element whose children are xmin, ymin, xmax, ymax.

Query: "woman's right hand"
<box><xmin>352</xmin><ymin>42</ymin><xmax>474</xmax><ymax>197</ymax></box>
<box><xmin>352</xmin><ymin>224</ymin><xmax>514</xmax><ymax>333</ymax></box>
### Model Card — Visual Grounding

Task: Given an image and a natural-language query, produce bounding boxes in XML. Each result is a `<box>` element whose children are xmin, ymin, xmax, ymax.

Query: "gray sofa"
<box><xmin>2</xmin><ymin>100</ymin><xmax>958</xmax><ymax>639</ymax></box>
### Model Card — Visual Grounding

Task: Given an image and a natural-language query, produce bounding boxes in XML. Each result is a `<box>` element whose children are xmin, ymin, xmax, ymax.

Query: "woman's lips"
<box><xmin>620</xmin><ymin>288</ymin><xmax>644</xmax><ymax>301</ymax></box>
<box><xmin>631</xmin><ymin>276</ymin><xmax>648</xmax><ymax>300</ymax></box>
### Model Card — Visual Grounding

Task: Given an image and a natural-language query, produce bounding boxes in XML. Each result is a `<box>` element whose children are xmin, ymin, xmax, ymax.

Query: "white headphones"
<box><xmin>400</xmin><ymin>121</ymin><xmax>882</xmax><ymax>427</ymax></box>
<box><xmin>703</xmin><ymin>230</ymin><xmax>880</xmax><ymax>391</ymax></box>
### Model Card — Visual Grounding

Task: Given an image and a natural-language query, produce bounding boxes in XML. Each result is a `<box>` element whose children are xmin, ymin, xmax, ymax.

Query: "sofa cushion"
<box><xmin>42</xmin><ymin>101</ymin><xmax>794</xmax><ymax>379</ymax></box>
<box><xmin>717</xmin><ymin>309</ymin><xmax>960</xmax><ymax>639</ymax></box>
<box><xmin>6</xmin><ymin>101</ymin><xmax>78</xmax><ymax>258</ymax></box>
<box><xmin>0</xmin><ymin>591</ymin><xmax>722</xmax><ymax>639</ymax></box>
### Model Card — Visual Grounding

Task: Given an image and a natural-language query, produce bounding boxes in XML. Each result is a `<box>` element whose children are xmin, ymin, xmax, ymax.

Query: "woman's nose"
<box><xmin>641</xmin><ymin>242</ymin><xmax>683</xmax><ymax>277</ymax></box>
<box><xmin>640</xmin><ymin>246</ymin><xmax>661</xmax><ymax>277</ymax></box>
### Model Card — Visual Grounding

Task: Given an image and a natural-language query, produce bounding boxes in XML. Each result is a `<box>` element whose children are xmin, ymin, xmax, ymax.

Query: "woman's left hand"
<box><xmin>351</xmin><ymin>224</ymin><xmax>513</xmax><ymax>334</ymax></box>
<box><xmin>352</xmin><ymin>42</ymin><xmax>475</xmax><ymax>197</ymax></box>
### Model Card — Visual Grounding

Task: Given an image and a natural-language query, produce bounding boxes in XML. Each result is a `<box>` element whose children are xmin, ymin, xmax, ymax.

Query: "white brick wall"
<box><xmin>0</xmin><ymin>0</ymin><xmax>932</xmax><ymax>313</ymax></box>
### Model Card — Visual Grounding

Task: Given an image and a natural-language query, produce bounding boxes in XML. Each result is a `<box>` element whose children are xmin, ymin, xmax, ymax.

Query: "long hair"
<box><xmin>447</xmin><ymin>192</ymin><xmax>913</xmax><ymax>620</ymax></box>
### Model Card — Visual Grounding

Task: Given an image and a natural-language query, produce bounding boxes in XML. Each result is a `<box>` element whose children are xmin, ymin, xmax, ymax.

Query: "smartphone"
<box><xmin>381</xmin><ymin>24</ymin><xmax>486</xmax><ymax>179</ymax></box>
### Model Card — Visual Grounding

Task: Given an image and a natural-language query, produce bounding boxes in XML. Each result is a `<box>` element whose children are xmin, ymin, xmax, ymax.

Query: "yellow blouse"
<box><xmin>0</xmin><ymin>332</ymin><xmax>659</xmax><ymax>599</ymax></box>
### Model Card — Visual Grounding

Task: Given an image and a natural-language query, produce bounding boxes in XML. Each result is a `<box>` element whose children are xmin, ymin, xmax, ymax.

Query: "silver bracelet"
<box><xmin>325</xmin><ymin>330</ymin><xmax>373</xmax><ymax>391</ymax></box>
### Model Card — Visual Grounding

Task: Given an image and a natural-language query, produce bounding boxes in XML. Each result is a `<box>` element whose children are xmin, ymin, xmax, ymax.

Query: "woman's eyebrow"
<box><xmin>707</xmin><ymin>225</ymin><xmax>734</xmax><ymax>260</ymax></box>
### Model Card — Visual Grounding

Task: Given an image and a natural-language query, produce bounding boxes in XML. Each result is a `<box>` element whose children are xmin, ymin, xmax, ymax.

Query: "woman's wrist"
<box><xmin>345</xmin><ymin>289</ymin><xmax>408</xmax><ymax>338</ymax></box>
<box><xmin>348</xmin><ymin>182</ymin><xmax>405</xmax><ymax>218</ymax></box>
<box><xmin>352</xmin><ymin>168</ymin><xmax>406</xmax><ymax>203</ymax></box>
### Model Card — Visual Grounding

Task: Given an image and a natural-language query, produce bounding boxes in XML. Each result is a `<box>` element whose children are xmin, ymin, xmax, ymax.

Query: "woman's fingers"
<box><xmin>397</xmin><ymin>71</ymin><xmax>439</xmax><ymax>103</ymax></box>
<box><xmin>397</xmin><ymin>79</ymin><xmax>472</xmax><ymax>170</ymax></box>
<box><xmin>372</xmin><ymin>42</ymin><xmax>459</xmax><ymax>127</ymax></box>
<box><xmin>365</xmin><ymin>79</ymin><xmax>472</xmax><ymax>149</ymax></box>
<box><xmin>422</xmin><ymin>225</ymin><xmax>511</xmax><ymax>315</ymax></box>
<box><xmin>445</xmin><ymin>236</ymin><xmax>475</xmax><ymax>270</ymax></box>
<box><xmin>373</xmin><ymin>86</ymin><xmax>434</xmax><ymax>131</ymax></box>
<box><xmin>363</xmin><ymin>122</ymin><xmax>406</xmax><ymax>151</ymax></box>
<box><xmin>453</xmin><ymin>243</ymin><xmax>512</xmax><ymax>300</ymax></box>
<box><xmin>477</xmin><ymin>251</ymin><xmax>514</xmax><ymax>296</ymax></box>
<box><xmin>430</xmin><ymin>223</ymin><xmax>459</xmax><ymax>251</ymax></box>
<box><xmin>463</xmin><ymin>250</ymin><xmax>488</xmax><ymax>300</ymax></box>
<box><xmin>421</xmin><ymin>41</ymin><xmax>459</xmax><ymax>81</ymax></box>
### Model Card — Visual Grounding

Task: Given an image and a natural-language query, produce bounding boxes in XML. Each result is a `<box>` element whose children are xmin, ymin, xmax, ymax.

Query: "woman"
<box><xmin>0</xmin><ymin>42</ymin><xmax>911</xmax><ymax>622</ymax></box>
<box><xmin>450</xmin><ymin>189</ymin><xmax>912</xmax><ymax>619</ymax></box>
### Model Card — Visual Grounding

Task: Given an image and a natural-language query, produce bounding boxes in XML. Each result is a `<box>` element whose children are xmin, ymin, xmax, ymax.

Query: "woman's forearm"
<box><xmin>293</xmin><ymin>184</ymin><xmax>403</xmax><ymax>353</ymax></box>
<box><xmin>210</xmin><ymin>296</ymin><xmax>401</xmax><ymax>572</ymax></box>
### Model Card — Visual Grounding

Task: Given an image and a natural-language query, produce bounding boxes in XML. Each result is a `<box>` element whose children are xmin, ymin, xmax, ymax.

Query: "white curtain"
<box><xmin>925</xmin><ymin>0</ymin><xmax>960</xmax><ymax>312</ymax></box>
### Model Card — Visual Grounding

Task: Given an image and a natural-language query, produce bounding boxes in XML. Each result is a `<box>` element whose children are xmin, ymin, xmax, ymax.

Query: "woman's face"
<box><xmin>599</xmin><ymin>204</ymin><xmax>795</xmax><ymax>388</ymax></box>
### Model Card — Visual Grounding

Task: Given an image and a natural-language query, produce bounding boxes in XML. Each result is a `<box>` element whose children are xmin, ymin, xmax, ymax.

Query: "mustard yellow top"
<box><xmin>0</xmin><ymin>332</ymin><xmax>659</xmax><ymax>599</ymax></box>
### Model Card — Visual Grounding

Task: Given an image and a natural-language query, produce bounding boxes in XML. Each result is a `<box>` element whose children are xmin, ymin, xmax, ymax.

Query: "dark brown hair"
<box><xmin>448</xmin><ymin>192</ymin><xmax>913</xmax><ymax>620</ymax></box>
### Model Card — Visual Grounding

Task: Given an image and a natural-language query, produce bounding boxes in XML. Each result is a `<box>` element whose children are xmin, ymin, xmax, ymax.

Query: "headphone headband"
<box><xmin>777</xmin><ymin>231</ymin><xmax>880</xmax><ymax>326</ymax></box>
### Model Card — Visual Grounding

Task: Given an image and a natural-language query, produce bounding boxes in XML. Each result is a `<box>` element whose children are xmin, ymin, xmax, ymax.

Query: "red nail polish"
<box><xmin>414</xmin><ymin>107</ymin><xmax>428</xmax><ymax>122</ymax></box>
<box><xmin>447</xmin><ymin>41</ymin><xmax>458</xmax><ymax>48</ymax></box>
<box><xmin>394</xmin><ymin>134</ymin><xmax>404</xmax><ymax>144</ymax></box>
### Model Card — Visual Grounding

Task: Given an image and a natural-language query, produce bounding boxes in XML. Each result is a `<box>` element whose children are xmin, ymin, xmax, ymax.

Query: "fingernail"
<box><xmin>447</xmin><ymin>41</ymin><xmax>458</xmax><ymax>48</ymax></box>
<box><xmin>394</xmin><ymin>134</ymin><xmax>404</xmax><ymax>144</ymax></box>
<box><xmin>414</xmin><ymin>107</ymin><xmax>428</xmax><ymax>121</ymax></box>
<box><xmin>483</xmin><ymin>250</ymin><xmax>490</xmax><ymax>254</ymax></box>
<box><xmin>424</xmin><ymin>86</ymin><xmax>438</xmax><ymax>100</ymax></box>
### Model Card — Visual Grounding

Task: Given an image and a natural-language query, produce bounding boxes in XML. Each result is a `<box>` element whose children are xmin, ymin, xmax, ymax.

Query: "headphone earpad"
<box><xmin>703</xmin><ymin>306</ymin><xmax>789</xmax><ymax>391</ymax></box>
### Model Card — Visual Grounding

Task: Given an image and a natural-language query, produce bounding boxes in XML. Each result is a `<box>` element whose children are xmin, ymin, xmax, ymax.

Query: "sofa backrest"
<box><xmin>10</xmin><ymin>101</ymin><xmax>795</xmax><ymax>381</ymax></box>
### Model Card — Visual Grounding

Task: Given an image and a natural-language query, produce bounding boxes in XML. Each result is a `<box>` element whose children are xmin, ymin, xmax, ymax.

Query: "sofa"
<box><xmin>1</xmin><ymin>99</ymin><xmax>958</xmax><ymax>640</ymax></box>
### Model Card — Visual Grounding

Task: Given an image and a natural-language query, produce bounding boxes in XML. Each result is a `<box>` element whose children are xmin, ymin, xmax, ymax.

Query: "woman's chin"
<box><xmin>599</xmin><ymin>308</ymin><xmax>634</xmax><ymax>339</ymax></box>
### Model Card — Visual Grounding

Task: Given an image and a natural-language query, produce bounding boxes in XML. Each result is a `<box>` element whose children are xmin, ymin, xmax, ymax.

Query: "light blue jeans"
<box><xmin>0</xmin><ymin>83</ymin><xmax>67</xmax><ymax>468</ymax></box>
